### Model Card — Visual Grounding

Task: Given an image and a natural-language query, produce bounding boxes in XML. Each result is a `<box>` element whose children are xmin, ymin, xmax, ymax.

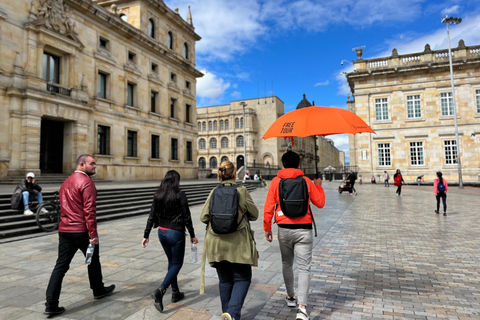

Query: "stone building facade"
<box><xmin>346</xmin><ymin>42</ymin><xmax>480</xmax><ymax>183</ymax></box>
<box><xmin>0</xmin><ymin>0</ymin><xmax>202</xmax><ymax>180</ymax></box>
<box><xmin>197</xmin><ymin>96</ymin><xmax>344</xmax><ymax>177</ymax></box>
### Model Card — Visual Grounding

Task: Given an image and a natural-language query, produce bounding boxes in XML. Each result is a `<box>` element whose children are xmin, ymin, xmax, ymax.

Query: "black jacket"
<box><xmin>14</xmin><ymin>179</ymin><xmax>42</xmax><ymax>195</ymax></box>
<box><xmin>143</xmin><ymin>190</ymin><xmax>195</xmax><ymax>239</ymax></box>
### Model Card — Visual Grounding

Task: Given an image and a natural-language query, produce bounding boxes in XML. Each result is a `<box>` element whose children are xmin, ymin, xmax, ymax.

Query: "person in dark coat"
<box><xmin>13</xmin><ymin>172</ymin><xmax>46</xmax><ymax>215</ymax></box>
<box><xmin>346</xmin><ymin>171</ymin><xmax>357</xmax><ymax>195</ymax></box>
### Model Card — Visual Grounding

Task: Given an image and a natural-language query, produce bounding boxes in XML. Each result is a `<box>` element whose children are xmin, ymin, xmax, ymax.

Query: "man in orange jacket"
<box><xmin>264</xmin><ymin>151</ymin><xmax>325</xmax><ymax>320</ymax></box>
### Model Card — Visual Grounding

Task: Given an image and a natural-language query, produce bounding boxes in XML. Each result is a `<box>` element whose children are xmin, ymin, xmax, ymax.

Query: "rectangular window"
<box><xmin>375</xmin><ymin>98</ymin><xmax>389</xmax><ymax>121</ymax></box>
<box><xmin>409</xmin><ymin>142</ymin><xmax>424</xmax><ymax>166</ymax></box>
<box><xmin>186</xmin><ymin>141</ymin><xmax>192</xmax><ymax>162</ymax></box>
<box><xmin>99</xmin><ymin>37</ymin><xmax>109</xmax><ymax>51</ymax></box>
<box><xmin>151</xmin><ymin>135</ymin><xmax>160</xmax><ymax>159</ymax></box>
<box><xmin>97</xmin><ymin>72</ymin><xmax>107</xmax><ymax>99</ymax></box>
<box><xmin>378</xmin><ymin>143</ymin><xmax>391</xmax><ymax>166</ymax></box>
<box><xmin>407</xmin><ymin>95</ymin><xmax>421</xmax><ymax>118</ymax></box>
<box><xmin>170</xmin><ymin>98</ymin><xmax>176</xmax><ymax>118</ymax></box>
<box><xmin>476</xmin><ymin>89</ymin><xmax>480</xmax><ymax>113</ymax></box>
<box><xmin>186</xmin><ymin>104</ymin><xmax>191</xmax><ymax>123</ymax></box>
<box><xmin>444</xmin><ymin>140</ymin><xmax>457</xmax><ymax>165</ymax></box>
<box><xmin>151</xmin><ymin>63</ymin><xmax>158</xmax><ymax>74</ymax></box>
<box><xmin>186</xmin><ymin>81</ymin><xmax>191</xmax><ymax>89</ymax></box>
<box><xmin>127</xmin><ymin>130</ymin><xmax>137</xmax><ymax>157</ymax></box>
<box><xmin>127</xmin><ymin>82</ymin><xmax>135</xmax><ymax>106</ymax></box>
<box><xmin>43</xmin><ymin>52</ymin><xmax>60</xmax><ymax>84</ymax></box>
<box><xmin>128</xmin><ymin>51</ymin><xmax>136</xmax><ymax>64</ymax></box>
<box><xmin>441</xmin><ymin>92</ymin><xmax>454</xmax><ymax>116</ymax></box>
<box><xmin>150</xmin><ymin>91</ymin><xmax>158</xmax><ymax>113</ymax></box>
<box><xmin>170</xmin><ymin>73</ymin><xmax>177</xmax><ymax>83</ymax></box>
<box><xmin>171</xmin><ymin>138</ymin><xmax>178</xmax><ymax>160</ymax></box>
<box><xmin>97</xmin><ymin>125</ymin><xmax>110</xmax><ymax>155</ymax></box>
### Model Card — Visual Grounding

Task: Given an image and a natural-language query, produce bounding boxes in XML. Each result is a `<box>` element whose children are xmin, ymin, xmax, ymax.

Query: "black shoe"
<box><xmin>443</xmin><ymin>212</ymin><xmax>447</xmax><ymax>216</ymax></box>
<box><xmin>151</xmin><ymin>286</ymin><xmax>166</xmax><ymax>312</ymax></box>
<box><xmin>44</xmin><ymin>306</ymin><xmax>65</xmax><ymax>316</ymax></box>
<box><xmin>435</xmin><ymin>210</ymin><xmax>439</xmax><ymax>214</ymax></box>
<box><xmin>94</xmin><ymin>284</ymin><xmax>116</xmax><ymax>299</ymax></box>
<box><xmin>171</xmin><ymin>290</ymin><xmax>185</xmax><ymax>303</ymax></box>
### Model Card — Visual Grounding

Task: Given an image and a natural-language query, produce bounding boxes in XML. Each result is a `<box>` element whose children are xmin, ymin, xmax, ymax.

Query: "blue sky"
<box><xmin>166</xmin><ymin>0</ymin><xmax>480</xmax><ymax>162</ymax></box>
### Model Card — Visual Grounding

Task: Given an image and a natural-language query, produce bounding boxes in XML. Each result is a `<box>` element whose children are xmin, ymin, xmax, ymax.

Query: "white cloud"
<box><xmin>230</xmin><ymin>91</ymin><xmax>242</xmax><ymax>99</ymax></box>
<box><xmin>441</xmin><ymin>5</ymin><xmax>461</xmax><ymax>16</ymax></box>
<box><xmin>196</xmin><ymin>69</ymin><xmax>230</xmax><ymax>106</ymax></box>
<box><xmin>314</xmin><ymin>80</ymin><xmax>330</xmax><ymax>87</ymax></box>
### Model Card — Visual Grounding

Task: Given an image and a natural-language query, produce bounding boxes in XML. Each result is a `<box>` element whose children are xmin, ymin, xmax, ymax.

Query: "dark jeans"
<box><xmin>215</xmin><ymin>261</ymin><xmax>252</xmax><ymax>320</ymax></box>
<box><xmin>350</xmin><ymin>181</ymin><xmax>356</xmax><ymax>193</ymax></box>
<box><xmin>396</xmin><ymin>185</ymin><xmax>402</xmax><ymax>195</ymax></box>
<box><xmin>436</xmin><ymin>192</ymin><xmax>447</xmax><ymax>212</ymax></box>
<box><xmin>46</xmin><ymin>232</ymin><xmax>104</xmax><ymax>308</ymax></box>
<box><xmin>158</xmin><ymin>229</ymin><xmax>185</xmax><ymax>290</ymax></box>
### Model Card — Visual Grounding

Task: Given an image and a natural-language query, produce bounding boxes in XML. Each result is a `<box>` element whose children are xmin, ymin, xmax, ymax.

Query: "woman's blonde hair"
<box><xmin>218</xmin><ymin>160</ymin><xmax>236</xmax><ymax>181</ymax></box>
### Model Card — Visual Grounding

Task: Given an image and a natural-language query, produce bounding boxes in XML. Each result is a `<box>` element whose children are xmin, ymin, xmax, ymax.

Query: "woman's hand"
<box><xmin>191</xmin><ymin>237</ymin><xmax>198</xmax><ymax>244</ymax></box>
<box><xmin>141</xmin><ymin>238</ymin><xmax>149</xmax><ymax>248</ymax></box>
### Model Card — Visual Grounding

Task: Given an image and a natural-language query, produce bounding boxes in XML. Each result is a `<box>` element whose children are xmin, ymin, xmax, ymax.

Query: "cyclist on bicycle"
<box><xmin>13</xmin><ymin>172</ymin><xmax>48</xmax><ymax>215</ymax></box>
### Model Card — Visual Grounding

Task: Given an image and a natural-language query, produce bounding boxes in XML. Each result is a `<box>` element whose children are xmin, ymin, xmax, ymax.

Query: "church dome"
<box><xmin>296</xmin><ymin>94</ymin><xmax>312</xmax><ymax>110</ymax></box>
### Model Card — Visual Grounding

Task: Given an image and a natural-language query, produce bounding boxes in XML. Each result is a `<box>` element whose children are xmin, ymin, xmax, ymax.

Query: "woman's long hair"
<box><xmin>436</xmin><ymin>171</ymin><xmax>443</xmax><ymax>185</ymax></box>
<box><xmin>154</xmin><ymin>170</ymin><xmax>180</xmax><ymax>217</ymax></box>
<box><xmin>218</xmin><ymin>161</ymin><xmax>235</xmax><ymax>181</ymax></box>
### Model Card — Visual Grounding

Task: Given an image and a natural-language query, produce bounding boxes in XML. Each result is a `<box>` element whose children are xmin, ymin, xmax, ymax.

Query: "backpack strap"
<box><xmin>309</xmin><ymin>204</ymin><xmax>317</xmax><ymax>237</ymax></box>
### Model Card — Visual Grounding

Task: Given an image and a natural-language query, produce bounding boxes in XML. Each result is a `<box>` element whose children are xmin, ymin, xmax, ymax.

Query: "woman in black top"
<box><xmin>142</xmin><ymin>170</ymin><xmax>198</xmax><ymax>313</ymax></box>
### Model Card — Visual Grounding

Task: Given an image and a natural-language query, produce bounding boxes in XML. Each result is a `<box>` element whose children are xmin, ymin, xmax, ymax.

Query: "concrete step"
<box><xmin>0</xmin><ymin>181</ymin><xmax>260</xmax><ymax>240</ymax></box>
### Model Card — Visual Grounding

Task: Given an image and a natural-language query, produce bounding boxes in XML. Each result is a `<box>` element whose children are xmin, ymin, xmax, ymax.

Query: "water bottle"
<box><xmin>85</xmin><ymin>243</ymin><xmax>95</xmax><ymax>265</ymax></box>
<box><xmin>191</xmin><ymin>243</ymin><xmax>197</xmax><ymax>263</ymax></box>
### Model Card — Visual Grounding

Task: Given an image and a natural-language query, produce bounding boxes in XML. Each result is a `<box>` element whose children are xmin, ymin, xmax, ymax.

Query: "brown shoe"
<box><xmin>443</xmin><ymin>212</ymin><xmax>447</xmax><ymax>216</ymax></box>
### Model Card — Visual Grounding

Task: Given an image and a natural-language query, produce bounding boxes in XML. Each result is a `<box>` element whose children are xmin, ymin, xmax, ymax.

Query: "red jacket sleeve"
<box><xmin>306</xmin><ymin>178</ymin><xmax>325</xmax><ymax>210</ymax></box>
<box><xmin>263</xmin><ymin>177</ymin><xmax>280</xmax><ymax>232</ymax></box>
<box><xmin>82</xmin><ymin>179</ymin><xmax>98</xmax><ymax>238</ymax></box>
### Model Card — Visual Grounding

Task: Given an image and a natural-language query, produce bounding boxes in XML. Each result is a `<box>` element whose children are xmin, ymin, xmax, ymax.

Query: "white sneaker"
<box><xmin>296</xmin><ymin>307</ymin><xmax>309</xmax><ymax>320</ymax></box>
<box><xmin>40</xmin><ymin>207</ymin><xmax>49</xmax><ymax>214</ymax></box>
<box><xmin>285</xmin><ymin>296</ymin><xmax>296</xmax><ymax>307</ymax></box>
<box><xmin>24</xmin><ymin>209</ymin><xmax>34</xmax><ymax>215</ymax></box>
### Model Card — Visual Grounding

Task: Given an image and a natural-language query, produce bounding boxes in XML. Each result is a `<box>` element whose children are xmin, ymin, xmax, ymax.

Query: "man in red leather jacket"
<box><xmin>44</xmin><ymin>154</ymin><xmax>115</xmax><ymax>316</ymax></box>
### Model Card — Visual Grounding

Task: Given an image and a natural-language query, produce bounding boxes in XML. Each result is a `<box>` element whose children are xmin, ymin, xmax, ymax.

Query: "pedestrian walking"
<box><xmin>394</xmin><ymin>169</ymin><xmax>405</xmax><ymax>196</ymax></box>
<box><xmin>434</xmin><ymin>171</ymin><xmax>448</xmax><ymax>216</ymax></box>
<box><xmin>263</xmin><ymin>151</ymin><xmax>325</xmax><ymax>320</ymax></box>
<box><xmin>142</xmin><ymin>170</ymin><xmax>198</xmax><ymax>313</ymax></box>
<box><xmin>346</xmin><ymin>170</ymin><xmax>357</xmax><ymax>195</ymax></box>
<box><xmin>384</xmin><ymin>170</ymin><xmax>390</xmax><ymax>187</ymax></box>
<box><xmin>44</xmin><ymin>154</ymin><xmax>115</xmax><ymax>316</ymax></box>
<box><xmin>200</xmin><ymin>160</ymin><xmax>259</xmax><ymax>320</ymax></box>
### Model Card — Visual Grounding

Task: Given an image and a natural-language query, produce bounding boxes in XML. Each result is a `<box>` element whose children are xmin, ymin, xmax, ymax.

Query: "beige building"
<box><xmin>346</xmin><ymin>41</ymin><xmax>480</xmax><ymax>183</ymax></box>
<box><xmin>197</xmin><ymin>96</ymin><xmax>344</xmax><ymax>177</ymax></box>
<box><xmin>0</xmin><ymin>0</ymin><xmax>202</xmax><ymax>180</ymax></box>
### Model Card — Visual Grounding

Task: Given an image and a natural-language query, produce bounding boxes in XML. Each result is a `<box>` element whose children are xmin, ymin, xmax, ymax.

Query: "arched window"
<box><xmin>209</xmin><ymin>157</ymin><xmax>217</xmax><ymax>169</ymax></box>
<box><xmin>148</xmin><ymin>19</ymin><xmax>155</xmax><ymax>38</ymax></box>
<box><xmin>235</xmin><ymin>118</ymin><xmax>239</xmax><ymax>129</ymax></box>
<box><xmin>198</xmin><ymin>157</ymin><xmax>206</xmax><ymax>169</ymax></box>
<box><xmin>197</xmin><ymin>122</ymin><xmax>202</xmax><ymax>132</ymax></box>
<box><xmin>202</xmin><ymin>121</ymin><xmax>206</xmax><ymax>132</ymax></box>
<box><xmin>167</xmin><ymin>31</ymin><xmax>173</xmax><ymax>50</ymax></box>
<box><xmin>210</xmin><ymin>138</ymin><xmax>217</xmax><ymax>149</ymax></box>
<box><xmin>199</xmin><ymin>138</ymin><xmax>206</xmax><ymax>150</ymax></box>
<box><xmin>221</xmin><ymin>156</ymin><xmax>229</xmax><ymax>163</ymax></box>
<box><xmin>240</xmin><ymin>117</ymin><xmax>244</xmax><ymax>128</ymax></box>
<box><xmin>208</xmin><ymin>121</ymin><xmax>213</xmax><ymax>131</ymax></box>
<box><xmin>183</xmin><ymin>43</ymin><xmax>189</xmax><ymax>59</ymax></box>
<box><xmin>120</xmin><ymin>14</ymin><xmax>128</xmax><ymax>22</ymax></box>
<box><xmin>213</xmin><ymin>120</ymin><xmax>218</xmax><ymax>131</ymax></box>
<box><xmin>236</xmin><ymin>135</ymin><xmax>244</xmax><ymax>147</ymax></box>
<box><xmin>220</xmin><ymin>120</ymin><xmax>224</xmax><ymax>130</ymax></box>
<box><xmin>225</xmin><ymin>119</ymin><xmax>229</xmax><ymax>130</ymax></box>
<box><xmin>221</xmin><ymin>137</ymin><xmax>229</xmax><ymax>148</ymax></box>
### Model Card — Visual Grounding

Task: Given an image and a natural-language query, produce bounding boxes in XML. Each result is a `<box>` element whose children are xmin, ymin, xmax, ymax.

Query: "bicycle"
<box><xmin>36</xmin><ymin>191</ymin><xmax>61</xmax><ymax>232</ymax></box>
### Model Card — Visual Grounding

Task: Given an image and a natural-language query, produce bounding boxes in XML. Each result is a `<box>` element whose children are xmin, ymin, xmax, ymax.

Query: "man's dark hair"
<box><xmin>282</xmin><ymin>151</ymin><xmax>300</xmax><ymax>168</ymax></box>
<box><xmin>76</xmin><ymin>154</ymin><xmax>93</xmax><ymax>165</ymax></box>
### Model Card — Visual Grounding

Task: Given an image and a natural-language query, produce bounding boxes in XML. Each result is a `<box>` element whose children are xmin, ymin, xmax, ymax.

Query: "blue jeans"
<box><xmin>215</xmin><ymin>261</ymin><xmax>252</xmax><ymax>320</ymax></box>
<box><xmin>158</xmin><ymin>229</ymin><xmax>185</xmax><ymax>290</ymax></box>
<box><xmin>384</xmin><ymin>179</ymin><xmax>389</xmax><ymax>187</ymax></box>
<box><xmin>23</xmin><ymin>191</ymin><xmax>43</xmax><ymax>210</ymax></box>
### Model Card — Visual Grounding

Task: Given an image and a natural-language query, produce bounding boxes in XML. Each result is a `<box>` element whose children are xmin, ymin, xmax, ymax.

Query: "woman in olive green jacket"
<box><xmin>200</xmin><ymin>160</ymin><xmax>259</xmax><ymax>320</ymax></box>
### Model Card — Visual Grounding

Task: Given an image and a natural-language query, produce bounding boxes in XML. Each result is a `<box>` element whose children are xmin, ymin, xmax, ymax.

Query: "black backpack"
<box><xmin>278</xmin><ymin>176</ymin><xmax>309</xmax><ymax>217</ymax></box>
<box><xmin>209</xmin><ymin>184</ymin><xmax>240</xmax><ymax>234</ymax></box>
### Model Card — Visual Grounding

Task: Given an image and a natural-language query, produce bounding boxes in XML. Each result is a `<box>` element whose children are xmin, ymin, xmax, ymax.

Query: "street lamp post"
<box><xmin>441</xmin><ymin>15</ymin><xmax>463</xmax><ymax>188</ymax></box>
<box><xmin>240</xmin><ymin>101</ymin><xmax>248</xmax><ymax>181</ymax></box>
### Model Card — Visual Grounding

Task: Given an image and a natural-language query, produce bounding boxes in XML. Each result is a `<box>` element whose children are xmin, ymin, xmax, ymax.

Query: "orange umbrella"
<box><xmin>262</xmin><ymin>106</ymin><xmax>375</xmax><ymax>139</ymax></box>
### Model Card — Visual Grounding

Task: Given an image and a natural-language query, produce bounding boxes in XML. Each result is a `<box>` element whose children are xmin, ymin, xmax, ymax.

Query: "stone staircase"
<box><xmin>0</xmin><ymin>182</ymin><xmax>258</xmax><ymax>241</ymax></box>
<box><xmin>0</xmin><ymin>174</ymin><xmax>108</xmax><ymax>184</ymax></box>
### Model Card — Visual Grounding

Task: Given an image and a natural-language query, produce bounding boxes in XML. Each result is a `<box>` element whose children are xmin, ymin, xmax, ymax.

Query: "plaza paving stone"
<box><xmin>0</xmin><ymin>181</ymin><xmax>479</xmax><ymax>319</ymax></box>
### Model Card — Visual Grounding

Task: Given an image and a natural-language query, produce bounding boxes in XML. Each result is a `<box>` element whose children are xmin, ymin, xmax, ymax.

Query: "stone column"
<box><xmin>36</xmin><ymin>43</ymin><xmax>44</xmax><ymax>79</ymax></box>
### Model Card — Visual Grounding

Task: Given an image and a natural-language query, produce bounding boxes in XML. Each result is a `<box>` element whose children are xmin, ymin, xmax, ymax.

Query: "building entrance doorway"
<box><xmin>40</xmin><ymin>119</ymin><xmax>64</xmax><ymax>173</ymax></box>
<box><xmin>236</xmin><ymin>155</ymin><xmax>244</xmax><ymax>170</ymax></box>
